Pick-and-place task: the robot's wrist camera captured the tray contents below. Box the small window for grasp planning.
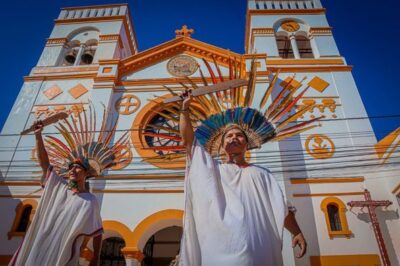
[327,204,341,231]
[16,206,32,232]
[321,197,352,239]
[8,199,37,239]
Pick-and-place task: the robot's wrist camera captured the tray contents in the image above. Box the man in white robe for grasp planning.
[178,91,307,266]
[10,121,103,266]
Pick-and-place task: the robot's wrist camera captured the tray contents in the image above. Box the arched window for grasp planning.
[79,39,98,65]
[61,41,80,66]
[8,199,38,239]
[327,204,341,231]
[321,197,352,239]
[100,237,126,265]
[16,205,32,232]
[296,35,314,58]
[276,35,294,59]
[59,27,99,66]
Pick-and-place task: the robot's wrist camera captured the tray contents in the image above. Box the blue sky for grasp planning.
[0,0,398,140]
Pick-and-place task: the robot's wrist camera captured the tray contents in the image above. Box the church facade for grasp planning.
[0,1,399,265]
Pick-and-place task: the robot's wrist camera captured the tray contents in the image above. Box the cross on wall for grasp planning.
[348,189,393,266]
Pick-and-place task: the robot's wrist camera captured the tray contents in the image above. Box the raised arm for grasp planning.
[33,121,50,185]
[284,210,307,258]
[179,90,194,157]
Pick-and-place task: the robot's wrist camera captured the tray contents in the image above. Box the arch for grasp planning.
[272,18,310,33]
[66,26,100,41]
[131,94,204,169]
[8,199,38,239]
[132,209,184,250]
[103,220,135,247]
[85,38,98,46]
[320,197,352,239]
[295,33,314,58]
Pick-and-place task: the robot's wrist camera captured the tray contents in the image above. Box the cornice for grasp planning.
[119,37,243,76]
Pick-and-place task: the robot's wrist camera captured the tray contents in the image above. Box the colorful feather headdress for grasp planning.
[157,57,323,156]
[44,106,130,177]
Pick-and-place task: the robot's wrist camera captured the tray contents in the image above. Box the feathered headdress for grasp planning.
[44,106,130,177]
[192,58,323,155]
[145,57,323,158]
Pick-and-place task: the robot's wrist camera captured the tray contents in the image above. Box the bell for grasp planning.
[64,50,77,64]
[81,49,94,64]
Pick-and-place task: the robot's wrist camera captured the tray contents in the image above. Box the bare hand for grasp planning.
[292,232,307,258]
[180,89,193,110]
[33,120,44,134]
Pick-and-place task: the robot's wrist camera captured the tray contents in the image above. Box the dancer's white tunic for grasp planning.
[180,142,287,266]
[10,166,103,266]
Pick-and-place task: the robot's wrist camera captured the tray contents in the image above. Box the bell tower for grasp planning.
[246,0,399,265]
[37,4,137,67]
[246,0,340,59]
[0,4,138,179]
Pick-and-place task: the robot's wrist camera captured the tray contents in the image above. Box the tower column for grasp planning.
[74,44,86,66]
[289,34,300,59]
[309,34,320,58]
[121,247,145,266]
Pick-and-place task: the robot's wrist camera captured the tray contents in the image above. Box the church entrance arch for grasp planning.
[141,226,182,266]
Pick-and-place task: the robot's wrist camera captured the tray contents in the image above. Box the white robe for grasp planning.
[180,142,287,266]
[10,167,103,266]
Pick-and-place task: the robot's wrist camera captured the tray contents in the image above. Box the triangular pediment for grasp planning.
[118,36,242,81]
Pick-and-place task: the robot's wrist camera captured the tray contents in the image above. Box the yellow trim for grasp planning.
[121,247,145,262]
[93,189,183,194]
[32,66,98,74]
[248,9,326,15]
[310,254,381,266]
[268,58,345,65]
[95,174,184,180]
[8,199,38,240]
[310,27,333,35]
[46,38,68,45]
[24,73,96,81]
[293,192,364,197]
[290,177,364,184]
[103,209,183,253]
[0,181,41,186]
[0,195,41,199]
[131,209,183,248]
[320,197,352,239]
[374,127,400,163]
[103,220,134,246]
[265,66,353,72]
[119,77,220,86]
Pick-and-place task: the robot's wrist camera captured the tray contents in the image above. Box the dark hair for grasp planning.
[221,125,249,144]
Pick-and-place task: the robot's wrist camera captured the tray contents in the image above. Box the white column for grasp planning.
[309,34,320,58]
[125,258,142,266]
[74,44,86,66]
[289,35,301,59]
[121,247,144,266]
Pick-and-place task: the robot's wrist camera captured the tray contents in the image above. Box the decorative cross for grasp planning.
[347,189,393,266]
[115,95,141,115]
[175,25,194,38]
